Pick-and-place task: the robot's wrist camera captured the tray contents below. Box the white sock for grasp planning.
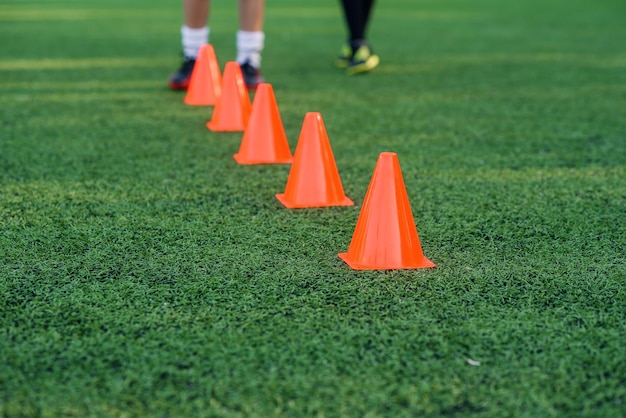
[181,25,209,59]
[236,30,264,68]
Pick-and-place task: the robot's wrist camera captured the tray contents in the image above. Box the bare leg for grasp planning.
[184,0,210,28]
[238,0,264,31]
[236,0,265,87]
[179,0,210,60]
[170,0,210,90]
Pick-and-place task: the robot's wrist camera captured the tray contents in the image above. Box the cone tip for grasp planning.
[254,83,274,97]
[224,61,243,74]
[302,112,324,129]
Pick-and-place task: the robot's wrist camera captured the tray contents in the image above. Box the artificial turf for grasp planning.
[1,0,625,416]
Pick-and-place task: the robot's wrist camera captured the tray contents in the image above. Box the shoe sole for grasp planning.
[346,54,380,76]
[244,77,264,91]
[168,79,190,91]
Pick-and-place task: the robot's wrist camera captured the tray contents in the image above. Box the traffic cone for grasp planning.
[276,112,353,208]
[206,61,251,132]
[233,83,293,164]
[338,152,435,270]
[184,44,222,106]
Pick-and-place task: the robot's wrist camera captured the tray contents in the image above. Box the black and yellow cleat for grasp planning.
[346,45,379,75]
[335,44,352,68]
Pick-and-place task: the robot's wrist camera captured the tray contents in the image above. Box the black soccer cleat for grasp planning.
[168,57,196,90]
[239,61,264,90]
[346,45,379,75]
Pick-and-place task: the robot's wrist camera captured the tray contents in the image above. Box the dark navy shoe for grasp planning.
[168,57,195,90]
[239,61,264,90]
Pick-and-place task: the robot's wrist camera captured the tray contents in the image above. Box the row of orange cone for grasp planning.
[183,44,435,270]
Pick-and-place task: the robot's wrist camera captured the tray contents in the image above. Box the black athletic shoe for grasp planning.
[335,43,352,68]
[346,45,379,75]
[239,61,264,90]
[169,57,196,90]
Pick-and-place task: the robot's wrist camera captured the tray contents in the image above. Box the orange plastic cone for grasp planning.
[338,152,435,270]
[206,61,251,132]
[276,112,353,208]
[184,44,222,106]
[233,83,293,164]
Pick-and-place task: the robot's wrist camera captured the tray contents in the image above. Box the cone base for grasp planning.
[338,252,436,270]
[233,154,293,165]
[184,99,214,107]
[207,121,245,132]
[276,193,354,209]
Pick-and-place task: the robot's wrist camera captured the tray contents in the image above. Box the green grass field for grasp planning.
[1,0,625,416]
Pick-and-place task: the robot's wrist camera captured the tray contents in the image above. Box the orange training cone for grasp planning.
[338,152,435,270]
[184,44,222,106]
[206,61,251,132]
[233,83,293,164]
[276,112,353,208]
